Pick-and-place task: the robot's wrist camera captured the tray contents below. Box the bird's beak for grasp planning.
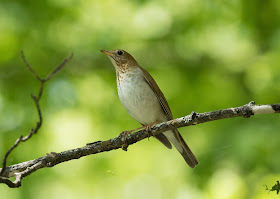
[100,50,114,57]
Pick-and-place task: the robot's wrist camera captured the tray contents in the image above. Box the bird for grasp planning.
[100,49,198,168]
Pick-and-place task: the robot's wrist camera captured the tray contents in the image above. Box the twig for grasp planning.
[0,101,279,188]
[44,53,73,81]
[20,51,42,81]
[0,51,73,177]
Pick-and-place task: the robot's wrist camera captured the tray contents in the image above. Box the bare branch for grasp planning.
[0,136,23,176]
[20,50,42,81]
[44,53,73,81]
[0,101,279,188]
[0,52,73,177]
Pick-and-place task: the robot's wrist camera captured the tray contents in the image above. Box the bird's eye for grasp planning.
[117,50,123,55]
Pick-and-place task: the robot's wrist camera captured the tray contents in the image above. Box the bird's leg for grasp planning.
[120,127,144,151]
[120,126,144,144]
[145,125,152,140]
[120,121,160,150]
[120,130,134,151]
[144,120,160,140]
[120,125,149,139]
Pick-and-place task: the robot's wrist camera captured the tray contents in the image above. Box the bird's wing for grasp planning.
[139,66,198,167]
[139,66,176,148]
[139,66,173,121]
[139,66,181,141]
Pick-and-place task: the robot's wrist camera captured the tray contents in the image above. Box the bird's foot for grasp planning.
[46,152,57,158]
[144,120,160,140]
[120,121,160,150]
[145,125,152,140]
[120,130,133,151]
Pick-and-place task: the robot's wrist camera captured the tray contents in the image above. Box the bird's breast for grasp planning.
[117,68,167,125]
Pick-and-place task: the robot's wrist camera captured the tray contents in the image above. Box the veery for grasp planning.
[100,49,198,168]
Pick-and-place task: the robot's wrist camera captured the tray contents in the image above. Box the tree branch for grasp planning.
[0,51,73,182]
[0,101,279,188]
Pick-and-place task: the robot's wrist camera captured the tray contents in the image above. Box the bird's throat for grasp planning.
[116,66,137,85]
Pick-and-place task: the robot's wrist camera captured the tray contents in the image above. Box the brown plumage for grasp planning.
[101,49,198,168]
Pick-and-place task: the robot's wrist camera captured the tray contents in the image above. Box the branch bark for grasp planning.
[0,101,279,188]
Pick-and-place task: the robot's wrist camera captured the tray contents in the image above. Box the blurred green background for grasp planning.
[1,0,280,198]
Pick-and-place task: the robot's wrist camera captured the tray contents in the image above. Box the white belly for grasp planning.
[117,68,167,125]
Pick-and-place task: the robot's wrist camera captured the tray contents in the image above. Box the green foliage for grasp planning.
[1,0,280,198]
[264,181,280,194]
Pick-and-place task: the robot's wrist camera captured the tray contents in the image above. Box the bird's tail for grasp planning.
[163,129,198,168]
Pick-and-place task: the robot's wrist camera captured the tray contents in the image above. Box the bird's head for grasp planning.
[100,49,138,72]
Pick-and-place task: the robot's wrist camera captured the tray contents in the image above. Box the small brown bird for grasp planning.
[100,49,198,168]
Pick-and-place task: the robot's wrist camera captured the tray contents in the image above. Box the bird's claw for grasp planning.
[145,120,160,140]
[145,125,152,140]
[46,152,57,158]
[120,131,132,151]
